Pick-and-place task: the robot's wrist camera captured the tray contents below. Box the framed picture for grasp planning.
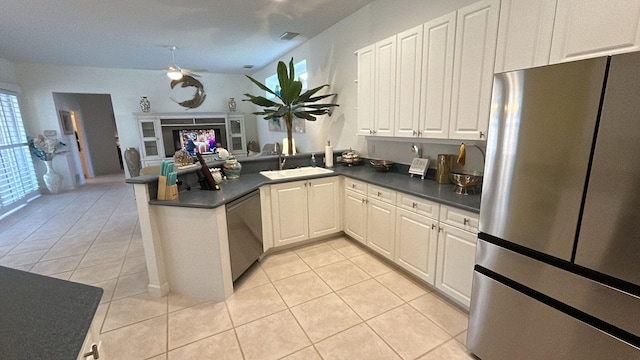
[59,111,73,135]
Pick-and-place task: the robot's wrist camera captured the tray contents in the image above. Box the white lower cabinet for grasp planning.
[271,180,309,246]
[344,188,367,244]
[395,208,438,285]
[435,206,479,308]
[308,177,342,238]
[269,177,341,248]
[367,197,396,260]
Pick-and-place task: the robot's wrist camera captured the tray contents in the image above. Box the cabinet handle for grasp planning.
[352,184,356,189]
[463,218,469,225]
[480,131,485,138]
[361,198,366,204]
[377,191,381,197]
[412,130,417,136]
[438,227,443,232]
[431,224,436,230]
[418,130,422,137]
[83,344,100,359]
[412,202,417,209]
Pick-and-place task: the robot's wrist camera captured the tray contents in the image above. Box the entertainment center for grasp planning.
[134,112,246,167]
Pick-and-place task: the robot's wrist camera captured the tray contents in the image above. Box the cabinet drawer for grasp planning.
[439,205,479,233]
[397,193,440,219]
[367,184,396,204]
[344,177,367,195]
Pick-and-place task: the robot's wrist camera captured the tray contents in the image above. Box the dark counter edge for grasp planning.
[126,154,481,214]
[0,266,104,360]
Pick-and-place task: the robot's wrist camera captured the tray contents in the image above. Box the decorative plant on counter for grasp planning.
[243,58,339,155]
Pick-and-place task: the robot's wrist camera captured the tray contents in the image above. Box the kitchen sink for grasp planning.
[259,166,334,180]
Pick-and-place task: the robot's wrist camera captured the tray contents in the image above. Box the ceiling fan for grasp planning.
[165,46,203,80]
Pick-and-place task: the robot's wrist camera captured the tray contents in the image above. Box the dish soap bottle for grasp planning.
[310,153,316,167]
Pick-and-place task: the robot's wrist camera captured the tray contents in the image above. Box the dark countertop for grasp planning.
[136,161,481,213]
[0,266,103,360]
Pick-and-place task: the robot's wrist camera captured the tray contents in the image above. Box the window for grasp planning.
[0,90,39,218]
[265,59,308,99]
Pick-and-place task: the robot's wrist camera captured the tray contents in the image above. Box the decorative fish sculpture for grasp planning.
[170,75,206,108]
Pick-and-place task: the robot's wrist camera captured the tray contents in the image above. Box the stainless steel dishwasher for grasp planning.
[226,190,263,281]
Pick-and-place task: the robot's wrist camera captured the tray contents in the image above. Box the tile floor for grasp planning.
[0,174,475,360]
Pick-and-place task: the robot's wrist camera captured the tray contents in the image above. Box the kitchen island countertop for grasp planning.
[131,164,481,213]
[0,266,103,360]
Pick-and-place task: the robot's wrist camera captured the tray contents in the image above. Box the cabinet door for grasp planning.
[357,45,376,135]
[344,189,367,244]
[449,0,500,140]
[367,198,396,260]
[550,0,640,63]
[271,181,309,246]
[419,12,456,139]
[374,35,397,136]
[436,223,477,309]
[494,0,557,73]
[226,114,246,154]
[394,25,423,137]
[395,209,438,285]
[308,177,341,238]
[137,117,164,159]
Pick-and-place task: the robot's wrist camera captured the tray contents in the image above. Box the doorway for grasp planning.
[53,93,123,187]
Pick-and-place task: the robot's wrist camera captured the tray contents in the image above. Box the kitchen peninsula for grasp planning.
[126,154,481,307]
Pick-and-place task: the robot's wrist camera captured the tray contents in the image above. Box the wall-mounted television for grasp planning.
[161,125,226,157]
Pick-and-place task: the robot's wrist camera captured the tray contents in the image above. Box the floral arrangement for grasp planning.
[28,134,68,161]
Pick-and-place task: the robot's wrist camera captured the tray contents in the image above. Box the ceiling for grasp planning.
[0,0,377,74]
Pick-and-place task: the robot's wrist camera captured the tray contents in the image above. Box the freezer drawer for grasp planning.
[467,271,640,359]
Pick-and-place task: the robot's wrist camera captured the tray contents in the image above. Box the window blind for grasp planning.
[0,91,39,218]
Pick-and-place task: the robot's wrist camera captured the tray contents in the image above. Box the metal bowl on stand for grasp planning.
[450,171,483,195]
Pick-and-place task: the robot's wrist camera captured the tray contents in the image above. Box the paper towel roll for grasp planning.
[325,145,334,168]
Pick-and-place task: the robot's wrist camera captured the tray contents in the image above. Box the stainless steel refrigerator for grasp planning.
[467,52,640,359]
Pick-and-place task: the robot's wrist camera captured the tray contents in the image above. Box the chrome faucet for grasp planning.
[278,153,286,170]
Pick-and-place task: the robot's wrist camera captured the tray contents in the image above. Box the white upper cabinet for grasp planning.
[394,25,424,137]
[356,44,375,136]
[374,35,397,137]
[550,0,640,63]
[449,0,500,140]
[419,12,456,139]
[494,0,557,73]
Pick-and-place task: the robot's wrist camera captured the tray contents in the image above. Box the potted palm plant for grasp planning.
[243,58,339,155]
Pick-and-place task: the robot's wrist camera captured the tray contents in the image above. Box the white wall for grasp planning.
[248,0,484,171]
[10,63,254,184]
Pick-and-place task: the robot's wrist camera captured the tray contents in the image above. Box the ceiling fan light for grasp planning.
[167,70,183,80]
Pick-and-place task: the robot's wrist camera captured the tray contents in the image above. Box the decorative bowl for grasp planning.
[369,159,394,172]
[450,171,483,195]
